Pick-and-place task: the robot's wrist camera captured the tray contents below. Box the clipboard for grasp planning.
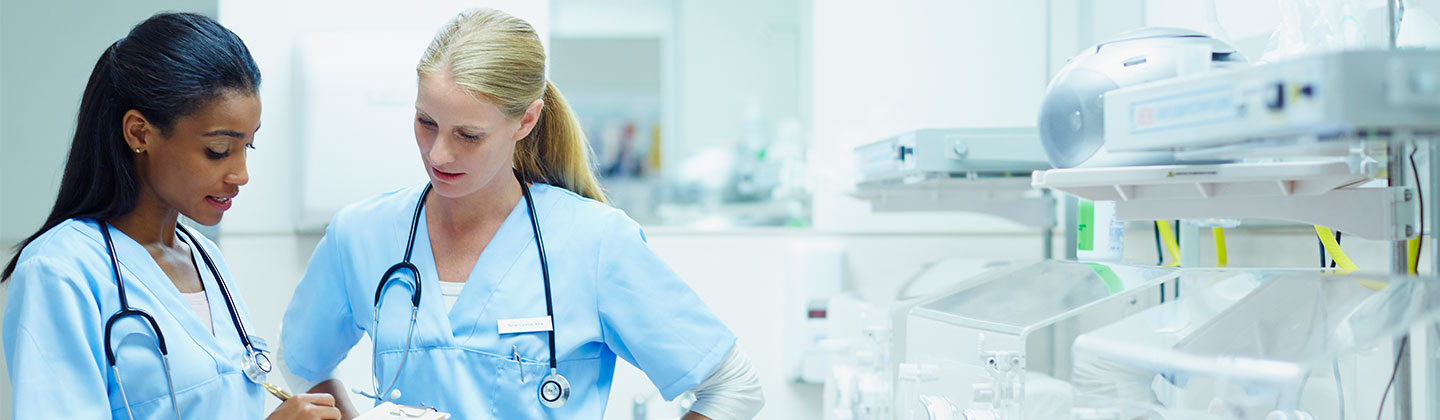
[354,402,451,420]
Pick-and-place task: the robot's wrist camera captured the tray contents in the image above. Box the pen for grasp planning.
[261,382,293,401]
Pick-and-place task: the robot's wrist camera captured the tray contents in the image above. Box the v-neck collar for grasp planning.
[406,184,556,345]
[178,230,243,347]
[100,222,234,367]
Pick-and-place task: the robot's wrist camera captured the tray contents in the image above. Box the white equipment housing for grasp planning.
[1104,50,1440,155]
[855,128,1049,183]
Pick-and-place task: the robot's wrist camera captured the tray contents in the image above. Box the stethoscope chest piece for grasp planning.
[539,371,570,408]
[240,350,272,384]
[377,173,572,410]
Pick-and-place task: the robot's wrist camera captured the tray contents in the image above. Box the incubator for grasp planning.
[823,259,1018,420]
[1071,271,1440,420]
[895,260,1175,420]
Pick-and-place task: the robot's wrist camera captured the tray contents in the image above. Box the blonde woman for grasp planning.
[277,8,762,420]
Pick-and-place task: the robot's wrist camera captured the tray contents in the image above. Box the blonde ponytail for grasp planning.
[417,8,607,203]
[516,81,607,203]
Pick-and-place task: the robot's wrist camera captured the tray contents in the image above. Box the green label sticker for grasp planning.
[1085,262,1124,294]
[1078,199,1095,251]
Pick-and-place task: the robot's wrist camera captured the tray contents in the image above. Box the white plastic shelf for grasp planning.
[850,175,1054,228]
[1031,161,1375,201]
[1032,161,1417,240]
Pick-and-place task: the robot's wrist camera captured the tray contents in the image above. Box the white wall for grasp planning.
[550,0,670,39]
[1047,0,1146,77]
[0,2,220,417]
[0,0,217,247]
[668,0,805,172]
[1143,0,1393,62]
[215,0,549,235]
[808,0,1052,233]
[551,38,663,102]
[1143,0,1283,60]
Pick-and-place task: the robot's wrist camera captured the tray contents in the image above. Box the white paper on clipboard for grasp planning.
[354,402,451,420]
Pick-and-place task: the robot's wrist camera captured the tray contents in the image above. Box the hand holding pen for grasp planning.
[263,383,341,420]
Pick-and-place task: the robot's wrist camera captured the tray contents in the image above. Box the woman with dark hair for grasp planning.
[2,13,338,420]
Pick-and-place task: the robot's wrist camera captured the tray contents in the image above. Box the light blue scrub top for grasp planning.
[3,219,266,419]
[281,183,735,419]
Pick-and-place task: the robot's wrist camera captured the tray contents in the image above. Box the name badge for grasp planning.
[498,316,553,334]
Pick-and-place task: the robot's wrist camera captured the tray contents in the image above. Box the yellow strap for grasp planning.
[1407,237,1421,275]
[1157,221,1182,267]
[1213,227,1228,268]
[1355,279,1389,291]
[1315,225,1359,273]
[1314,226,1389,291]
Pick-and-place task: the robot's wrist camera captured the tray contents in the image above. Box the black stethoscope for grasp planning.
[365,170,569,408]
[100,221,273,420]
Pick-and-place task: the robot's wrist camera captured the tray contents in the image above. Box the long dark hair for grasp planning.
[2,12,261,281]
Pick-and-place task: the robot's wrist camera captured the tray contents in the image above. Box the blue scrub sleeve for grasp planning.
[3,256,114,418]
[597,213,736,401]
[281,219,365,385]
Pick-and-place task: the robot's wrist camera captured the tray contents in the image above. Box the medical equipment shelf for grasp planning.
[850,175,1054,229]
[1031,160,1418,241]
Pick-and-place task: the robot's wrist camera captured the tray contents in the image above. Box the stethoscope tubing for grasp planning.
[372,170,567,406]
[518,171,559,372]
[100,220,267,420]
